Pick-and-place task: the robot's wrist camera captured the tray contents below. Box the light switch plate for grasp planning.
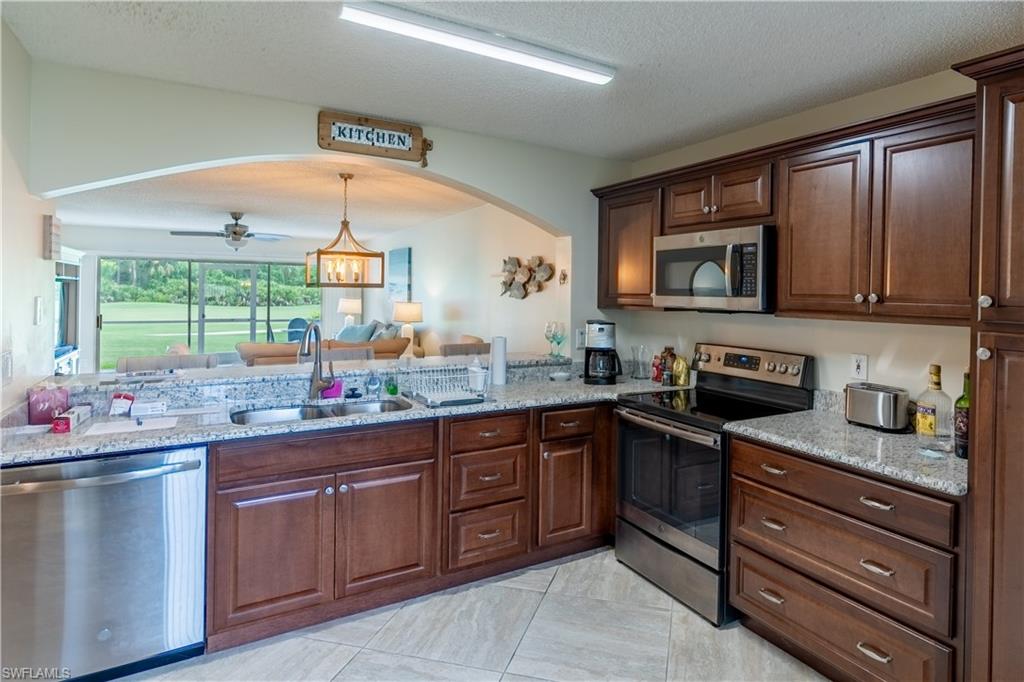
[1,350,13,387]
[575,328,586,350]
[33,296,43,326]
[850,354,869,381]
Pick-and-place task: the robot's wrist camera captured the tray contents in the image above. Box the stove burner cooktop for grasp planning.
[617,389,797,433]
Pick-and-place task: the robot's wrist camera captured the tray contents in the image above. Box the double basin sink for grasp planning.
[230,398,413,426]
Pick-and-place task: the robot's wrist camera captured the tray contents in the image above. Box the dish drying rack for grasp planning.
[401,366,488,408]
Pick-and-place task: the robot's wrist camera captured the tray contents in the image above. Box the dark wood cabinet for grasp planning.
[598,188,660,308]
[869,120,975,320]
[777,142,872,316]
[212,475,335,630]
[664,162,772,231]
[335,460,436,598]
[537,437,593,547]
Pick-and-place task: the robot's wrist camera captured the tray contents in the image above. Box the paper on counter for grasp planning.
[84,417,179,436]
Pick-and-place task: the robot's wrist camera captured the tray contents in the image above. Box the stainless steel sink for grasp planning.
[230,398,413,425]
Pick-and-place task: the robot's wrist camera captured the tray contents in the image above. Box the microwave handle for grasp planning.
[723,243,740,297]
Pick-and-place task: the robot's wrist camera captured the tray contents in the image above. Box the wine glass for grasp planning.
[544,321,557,356]
[551,323,567,358]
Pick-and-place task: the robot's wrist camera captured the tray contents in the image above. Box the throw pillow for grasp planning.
[371,323,401,341]
[335,322,377,343]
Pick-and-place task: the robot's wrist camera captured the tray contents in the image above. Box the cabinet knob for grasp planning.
[853,293,865,303]
[325,486,335,496]
[979,294,994,308]
[867,293,879,303]
[710,204,719,213]
[338,484,349,493]
[543,451,551,460]
[977,347,992,361]
[702,206,711,214]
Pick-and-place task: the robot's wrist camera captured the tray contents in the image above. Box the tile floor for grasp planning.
[131,548,825,682]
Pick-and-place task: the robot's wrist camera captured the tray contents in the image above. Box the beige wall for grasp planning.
[2,25,56,408]
[630,70,975,178]
[330,204,569,356]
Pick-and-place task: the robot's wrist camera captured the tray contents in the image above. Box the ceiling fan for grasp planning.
[169,212,290,250]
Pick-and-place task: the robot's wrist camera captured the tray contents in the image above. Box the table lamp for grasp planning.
[392,301,423,358]
[338,297,362,328]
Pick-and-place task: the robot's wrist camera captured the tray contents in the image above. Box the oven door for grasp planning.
[652,225,769,311]
[616,408,722,569]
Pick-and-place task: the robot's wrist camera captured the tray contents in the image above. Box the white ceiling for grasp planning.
[54,158,485,238]
[4,2,1022,160]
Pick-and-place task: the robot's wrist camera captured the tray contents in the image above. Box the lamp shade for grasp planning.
[392,301,423,323]
[337,297,363,315]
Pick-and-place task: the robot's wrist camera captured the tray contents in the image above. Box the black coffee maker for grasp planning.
[583,320,622,385]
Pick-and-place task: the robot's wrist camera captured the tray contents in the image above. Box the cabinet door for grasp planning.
[664,177,713,230]
[977,74,1024,323]
[213,475,334,630]
[968,332,1024,680]
[711,161,773,222]
[335,460,436,598]
[538,438,593,547]
[869,120,974,320]
[598,189,660,307]
[778,142,872,315]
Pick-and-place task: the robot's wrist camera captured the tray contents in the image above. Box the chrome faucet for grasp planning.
[298,322,335,401]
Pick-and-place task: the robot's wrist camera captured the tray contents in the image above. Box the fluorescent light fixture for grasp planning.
[340,2,615,85]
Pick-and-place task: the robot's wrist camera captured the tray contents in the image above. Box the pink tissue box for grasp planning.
[27,386,69,425]
[321,379,343,399]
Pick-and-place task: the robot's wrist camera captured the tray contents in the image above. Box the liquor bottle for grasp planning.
[661,347,676,386]
[954,371,970,459]
[916,364,953,452]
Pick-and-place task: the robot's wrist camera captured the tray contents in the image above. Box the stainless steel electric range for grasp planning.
[615,343,814,625]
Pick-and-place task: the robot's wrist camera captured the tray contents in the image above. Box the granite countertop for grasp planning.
[724,410,968,497]
[1,377,672,467]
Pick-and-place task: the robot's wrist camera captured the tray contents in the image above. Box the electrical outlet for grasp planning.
[1,350,13,387]
[33,296,43,326]
[575,328,586,350]
[850,354,869,381]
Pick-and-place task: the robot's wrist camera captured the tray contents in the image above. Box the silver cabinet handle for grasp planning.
[867,293,879,303]
[702,206,711,214]
[543,451,551,460]
[325,486,335,496]
[477,530,502,540]
[760,517,787,532]
[856,641,893,664]
[979,294,994,308]
[338,484,349,493]
[559,420,581,428]
[478,473,503,482]
[977,347,992,361]
[854,293,865,303]
[711,204,719,213]
[479,430,501,438]
[859,496,894,511]
[758,588,785,605]
[859,559,896,577]
[760,463,788,477]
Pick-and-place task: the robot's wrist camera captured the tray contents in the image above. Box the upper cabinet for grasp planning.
[598,188,660,308]
[664,161,772,231]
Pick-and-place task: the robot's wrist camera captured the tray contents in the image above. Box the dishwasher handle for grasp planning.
[0,459,202,496]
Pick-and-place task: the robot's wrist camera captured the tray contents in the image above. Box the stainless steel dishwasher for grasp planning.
[1,446,207,679]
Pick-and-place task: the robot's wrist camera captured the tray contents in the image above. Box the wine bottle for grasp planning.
[916,364,953,452]
[954,372,970,459]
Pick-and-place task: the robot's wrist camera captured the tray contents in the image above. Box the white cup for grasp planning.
[468,367,488,392]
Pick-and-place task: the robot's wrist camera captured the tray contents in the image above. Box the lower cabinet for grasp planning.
[212,474,336,631]
[538,437,594,547]
[335,460,436,598]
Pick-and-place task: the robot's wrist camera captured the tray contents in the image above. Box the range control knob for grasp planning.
[789,365,801,376]
[777,363,789,374]
[765,362,777,372]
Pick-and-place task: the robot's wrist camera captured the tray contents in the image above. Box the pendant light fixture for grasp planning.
[306,173,385,288]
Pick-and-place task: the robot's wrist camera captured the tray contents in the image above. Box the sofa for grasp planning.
[235,338,410,366]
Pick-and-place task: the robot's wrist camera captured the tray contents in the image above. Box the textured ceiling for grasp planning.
[54,159,485,238]
[4,2,1022,160]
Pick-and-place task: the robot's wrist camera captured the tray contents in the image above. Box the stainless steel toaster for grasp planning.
[845,382,911,431]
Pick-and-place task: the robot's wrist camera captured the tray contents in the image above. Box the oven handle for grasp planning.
[615,408,720,448]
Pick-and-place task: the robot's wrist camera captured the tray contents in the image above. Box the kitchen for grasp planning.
[1,2,1022,682]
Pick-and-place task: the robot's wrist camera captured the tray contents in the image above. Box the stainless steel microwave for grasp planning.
[652,224,773,312]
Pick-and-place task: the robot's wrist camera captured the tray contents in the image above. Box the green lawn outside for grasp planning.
[99,302,320,370]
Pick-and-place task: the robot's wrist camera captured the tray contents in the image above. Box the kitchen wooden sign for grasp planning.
[318,110,433,166]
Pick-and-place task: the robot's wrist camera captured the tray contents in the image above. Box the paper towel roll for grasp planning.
[490,336,507,385]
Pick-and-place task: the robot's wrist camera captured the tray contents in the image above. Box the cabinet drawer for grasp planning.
[731,439,956,548]
[448,499,528,570]
[449,413,529,454]
[731,544,952,682]
[541,407,596,440]
[450,445,528,511]
[732,478,954,637]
